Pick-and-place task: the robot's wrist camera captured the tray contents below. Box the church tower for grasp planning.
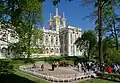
[54,8,61,31]
[49,13,53,29]
[62,12,66,28]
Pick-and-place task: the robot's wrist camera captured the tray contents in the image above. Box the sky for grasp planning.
[43,0,95,31]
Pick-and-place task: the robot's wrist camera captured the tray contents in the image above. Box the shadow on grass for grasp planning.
[100,78,120,83]
[0,74,35,83]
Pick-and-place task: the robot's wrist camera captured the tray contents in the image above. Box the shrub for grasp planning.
[24,58,35,64]
[0,60,14,74]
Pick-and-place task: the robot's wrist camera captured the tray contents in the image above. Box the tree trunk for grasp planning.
[27,13,32,58]
[98,0,103,64]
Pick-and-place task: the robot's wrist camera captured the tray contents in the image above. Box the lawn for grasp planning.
[1,57,118,83]
[78,79,119,83]
[0,59,49,83]
[0,57,80,83]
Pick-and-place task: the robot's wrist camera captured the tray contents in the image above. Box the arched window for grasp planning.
[56,36,58,45]
[51,36,54,45]
[51,48,53,53]
[45,35,49,45]
[46,48,49,54]
[56,48,59,53]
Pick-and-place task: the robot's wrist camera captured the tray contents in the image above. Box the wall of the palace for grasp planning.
[0,25,82,58]
[42,29,61,56]
[59,26,82,56]
[42,26,83,57]
[67,27,82,56]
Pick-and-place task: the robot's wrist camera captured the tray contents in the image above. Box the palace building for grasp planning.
[0,8,82,58]
[33,8,82,57]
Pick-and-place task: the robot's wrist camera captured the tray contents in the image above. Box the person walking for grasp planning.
[114,64,119,73]
[77,62,81,71]
[41,64,44,71]
[52,63,55,71]
[107,65,112,73]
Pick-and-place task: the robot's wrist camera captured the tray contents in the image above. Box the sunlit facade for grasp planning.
[32,8,82,57]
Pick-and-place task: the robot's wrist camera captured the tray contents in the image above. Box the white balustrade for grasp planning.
[19,65,96,82]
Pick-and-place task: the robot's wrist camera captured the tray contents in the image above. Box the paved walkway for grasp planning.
[32,61,84,76]
[20,61,96,83]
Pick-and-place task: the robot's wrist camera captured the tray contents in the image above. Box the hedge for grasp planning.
[97,72,120,82]
[0,60,14,74]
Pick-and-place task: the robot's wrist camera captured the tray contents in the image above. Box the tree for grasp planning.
[0,0,43,58]
[75,30,97,61]
[103,13,120,50]
[87,0,120,64]
[105,48,120,65]
[22,0,43,58]
[31,28,44,54]
[95,0,103,64]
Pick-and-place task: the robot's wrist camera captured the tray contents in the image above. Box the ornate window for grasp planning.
[51,48,53,52]
[45,35,49,45]
[46,48,49,54]
[56,36,58,45]
[51,36,54,45]
[56,48,59,53]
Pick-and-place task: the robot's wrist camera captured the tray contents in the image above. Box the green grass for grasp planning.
[13,60,49,83]
[7,57,80,83]
[78,79,119,83]
[14,70,49,83]
[0,59,49,83]
[1,57,116,83]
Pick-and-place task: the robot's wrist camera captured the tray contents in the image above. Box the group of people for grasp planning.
[76,61,120,74]
[33,63,44,71]
[103,64,119,73]
[33,61,120,74]
[76,62,98,73]
[40,62,57,71]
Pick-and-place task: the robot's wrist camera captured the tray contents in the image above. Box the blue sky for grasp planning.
[43,0,95,31]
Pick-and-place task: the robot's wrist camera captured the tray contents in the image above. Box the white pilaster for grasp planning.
[68,30,71,56]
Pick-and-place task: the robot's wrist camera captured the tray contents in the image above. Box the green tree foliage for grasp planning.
[0,0,44,58]
[105,49,120,65]
[31,28,44,54]
[75,30,97,61]
[84,0,120,64]
[21,0,43,58]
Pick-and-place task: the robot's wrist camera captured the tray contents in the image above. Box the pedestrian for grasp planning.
[107,65,112,73]
[114,64,119,73]
[116,64,119,72]
[41,64,44,71]
[77,62,81,71]
[52,63,54,71]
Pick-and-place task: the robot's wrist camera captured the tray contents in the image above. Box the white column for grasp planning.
[63,34,64,55]
[73,45,76,56]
